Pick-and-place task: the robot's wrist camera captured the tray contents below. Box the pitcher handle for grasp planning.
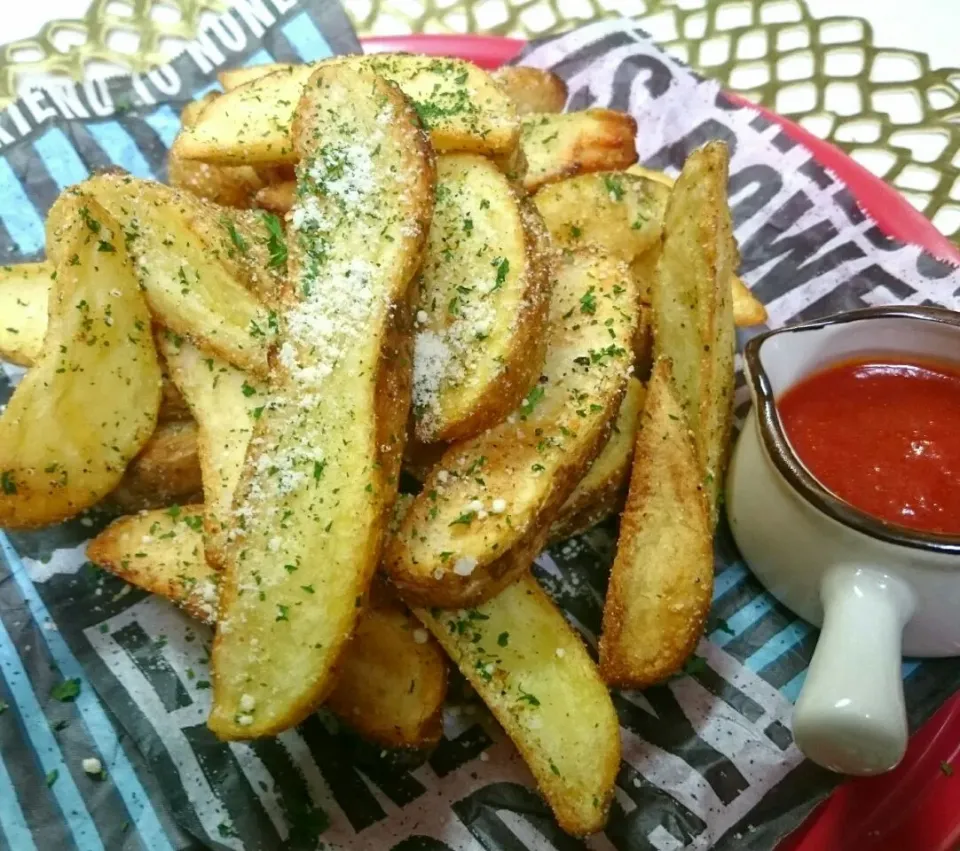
[793,565,915,775]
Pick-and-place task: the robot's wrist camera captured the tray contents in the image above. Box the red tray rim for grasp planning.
[360,32,960,851]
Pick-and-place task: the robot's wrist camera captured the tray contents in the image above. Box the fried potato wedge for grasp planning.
[0,199,161,528]
[210,66,434,739]
[253,181,295,215]
[521,110,638,193]
[158,336,263,568]
[168,94,267,208]
[548,375,645,543]
[110,420,203,512]
[0,261,50,366]
[491,66,568,115]
[175,55,518,166]
[412,154,551,443]
[386,248,639,608]
[655,141,737,522]
[46,175,273,375]
[415,574,619,835]
[534,172,668,264]
[87,510,448,748]
[626,163,767,327]
[0,270,189,423]
[599,359,713,686]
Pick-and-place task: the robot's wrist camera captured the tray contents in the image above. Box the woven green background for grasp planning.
[1,0,957,245]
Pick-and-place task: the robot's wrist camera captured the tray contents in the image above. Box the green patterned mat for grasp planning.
[2,0,956,244]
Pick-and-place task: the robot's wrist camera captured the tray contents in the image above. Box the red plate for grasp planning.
[361,33,960,850]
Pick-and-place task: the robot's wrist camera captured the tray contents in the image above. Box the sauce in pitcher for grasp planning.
[777,357,960,535]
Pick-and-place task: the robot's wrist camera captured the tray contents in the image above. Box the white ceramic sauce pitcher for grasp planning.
[726,306,960,776]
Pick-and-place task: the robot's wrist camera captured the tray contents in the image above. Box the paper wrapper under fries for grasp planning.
[1,4,960,850]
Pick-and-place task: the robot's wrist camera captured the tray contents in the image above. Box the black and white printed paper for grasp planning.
[1,11,959,851]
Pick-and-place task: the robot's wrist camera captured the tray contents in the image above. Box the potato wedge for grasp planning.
[46,176,273,375]
[412,154,551,443]
[87,510,448,749]
[521,110,638,194]
[158,337,263,568]
[415,574,619,835]
[548,375,645,543]
[599,359,713,686]
[168,94,267,208]
[654,141,737,522]
[253,181,295,215]
[175,55,518,166]
[110,420,203,512]
[0,199,161,528]
[0,261,50,366]
[534,171,668,265]
[210,66,434,739]
[626,163,767,327]
[386,248,639,608]
[491,66,568,115]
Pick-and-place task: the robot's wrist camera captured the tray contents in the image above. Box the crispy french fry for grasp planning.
[626,163,767,327]
[0,261,50,366]
[599,143,736,687]
[175,55,519,166]
[598,360,712,686]
[158,337,263,568]
[0,199,161,528]
[412,153,551,443]
[254,181,295,215]
[521,110,638,193]
[548,376,646,543]
[46,176,273,376]
[210,65,434,739]
[534,172,668,264]
[386,248,639,608]
[654,141,737,522]
[87,509,448,749]
[110,420,203,512]
[415,574,619,835]
[168,94,267,208]
[491,66,568,114]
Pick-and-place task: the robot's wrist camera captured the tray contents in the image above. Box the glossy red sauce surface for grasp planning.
[777,357,960,535]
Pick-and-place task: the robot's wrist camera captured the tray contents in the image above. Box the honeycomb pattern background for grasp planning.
[1,0,957,245]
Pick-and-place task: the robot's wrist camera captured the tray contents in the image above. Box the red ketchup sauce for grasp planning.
[777,357,960,535]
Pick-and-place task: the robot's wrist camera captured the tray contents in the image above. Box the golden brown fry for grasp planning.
[158,337,263,569]
[175,55,519,166]
[491,66,568,114]
[416,574,619,835]
[598,359,713,686]
[0,199,161,528]
[548,376,645,543]
[626,163,767,327]
[521,110,638,193]
[412,154,551,443]
[0,261,50,366]
[46,176,273,376]
[385,248,639,608]
[253,181,295,215]
[210,65,434,739]
[110,420,203,512]
[534,172,669,264]
[87,510,448,749]
[654,141,737,522]
[168,94,267,208]
[599,143,737,687]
